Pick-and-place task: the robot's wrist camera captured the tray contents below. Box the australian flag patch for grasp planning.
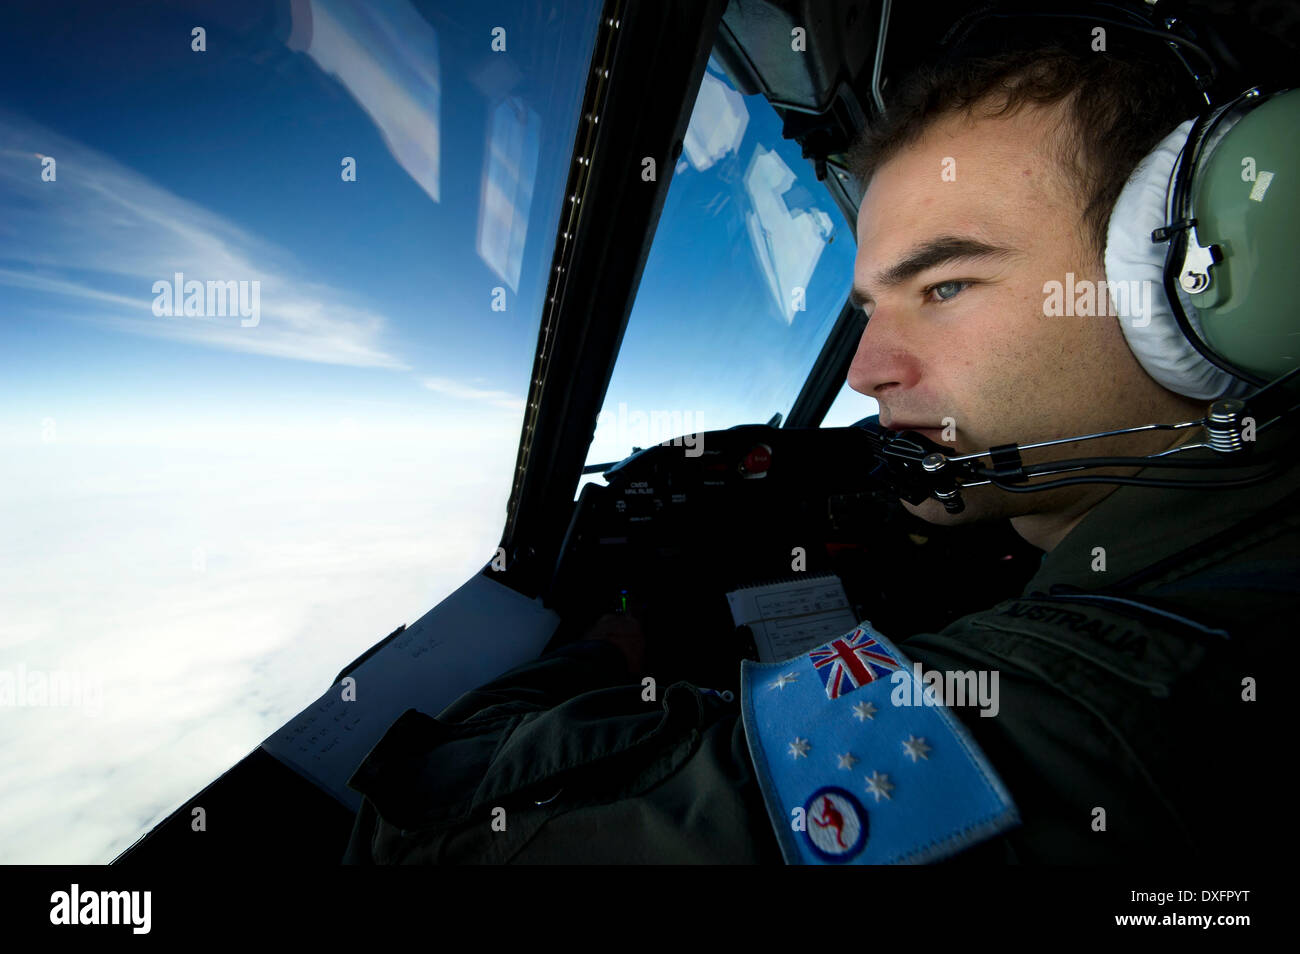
[809,627,899,700]
[740,621,1019,864]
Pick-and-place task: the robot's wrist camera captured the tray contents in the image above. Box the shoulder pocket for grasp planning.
[966,593,1226,698]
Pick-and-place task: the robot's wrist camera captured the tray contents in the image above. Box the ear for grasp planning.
[1104,119,1252,400]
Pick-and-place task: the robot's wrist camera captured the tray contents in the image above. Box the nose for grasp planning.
[846,307,923,401]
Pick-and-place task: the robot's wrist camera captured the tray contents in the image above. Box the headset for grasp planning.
[861,0,1300,514]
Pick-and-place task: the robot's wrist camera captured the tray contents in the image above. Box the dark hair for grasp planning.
[847,46,1193,261]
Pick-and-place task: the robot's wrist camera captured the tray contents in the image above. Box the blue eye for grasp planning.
[928,280,968,302]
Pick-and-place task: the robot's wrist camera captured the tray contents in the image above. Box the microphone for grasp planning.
[866,368,1300,510]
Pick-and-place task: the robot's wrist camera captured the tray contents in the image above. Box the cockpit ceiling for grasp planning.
[713,0,1300,216]
[717,0,1300,116]
[713,0,975,114]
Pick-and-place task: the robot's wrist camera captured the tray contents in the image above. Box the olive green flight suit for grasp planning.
[342,424,1297,863]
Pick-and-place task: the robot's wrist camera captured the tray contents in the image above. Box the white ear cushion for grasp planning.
[1104,119,1252,400]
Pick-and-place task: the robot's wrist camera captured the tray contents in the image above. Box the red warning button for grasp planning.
[740,443,772,477]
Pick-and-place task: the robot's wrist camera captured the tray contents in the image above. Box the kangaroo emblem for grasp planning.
[813,795,849,848]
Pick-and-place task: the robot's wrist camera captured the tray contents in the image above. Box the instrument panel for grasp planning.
[544,426,1041,686]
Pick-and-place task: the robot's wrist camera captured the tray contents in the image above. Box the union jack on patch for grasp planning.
[809,628,900,700]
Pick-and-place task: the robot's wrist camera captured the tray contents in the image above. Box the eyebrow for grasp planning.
[848,236,1021,309]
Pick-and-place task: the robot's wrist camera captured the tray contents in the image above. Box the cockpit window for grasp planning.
[584,56,858,468]
[822,378,880,428]
[0,0,600,862]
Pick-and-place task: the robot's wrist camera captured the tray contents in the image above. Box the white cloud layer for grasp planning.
[0,411,520,863]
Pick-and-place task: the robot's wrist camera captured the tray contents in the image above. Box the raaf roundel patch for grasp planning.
[803,787,868,862]
[740,620,1020,865]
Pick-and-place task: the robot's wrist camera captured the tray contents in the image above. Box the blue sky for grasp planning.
[0,0,596,419]
[0,0,875,863]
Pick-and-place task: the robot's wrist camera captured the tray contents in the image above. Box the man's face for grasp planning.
[848,101,1202,544]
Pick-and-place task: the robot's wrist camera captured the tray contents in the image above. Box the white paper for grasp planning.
[260,572,559,812]
[726,573,858,663]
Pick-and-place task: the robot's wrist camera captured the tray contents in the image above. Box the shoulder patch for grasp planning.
[740,623,1019,864]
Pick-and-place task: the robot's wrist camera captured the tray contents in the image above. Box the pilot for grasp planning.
[342,35,1296,864]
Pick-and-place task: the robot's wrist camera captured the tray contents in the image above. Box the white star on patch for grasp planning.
[902,736,931,762]
[864,770,894,802]
[852,701,877,722]
[837,752,858,770]
[769,672,799,690]
[789,738,811,759]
